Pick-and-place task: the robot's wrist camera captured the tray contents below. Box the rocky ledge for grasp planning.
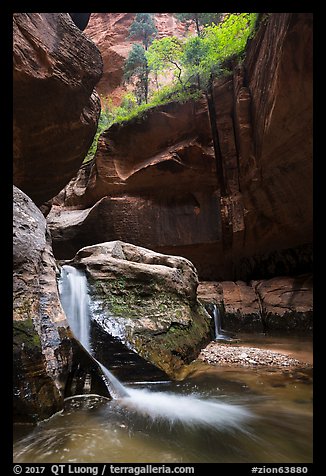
[199,342,311,369]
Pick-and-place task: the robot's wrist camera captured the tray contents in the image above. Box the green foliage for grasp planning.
[148,13,257,92]
[110,85,201,124]
[123,43,149,104]
[124,43,147,82]
[147,37,184,86]
[149,83,202,105]
[182,36,209,87]
[182,13,258,89]
[83,13,259,163]
[83,102,112,164]
[203,13,258,66]
[124,14,157,104]
[174,13,222,36]
[120,92,138,111]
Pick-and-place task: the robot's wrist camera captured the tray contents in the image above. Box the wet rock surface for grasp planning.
[13,185,71,422]
[13,186,110,423]
[198,274,312,334]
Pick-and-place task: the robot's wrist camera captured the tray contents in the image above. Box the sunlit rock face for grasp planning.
[13,13,103,205]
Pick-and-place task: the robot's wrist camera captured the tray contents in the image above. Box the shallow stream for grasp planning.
[13,335,312,464]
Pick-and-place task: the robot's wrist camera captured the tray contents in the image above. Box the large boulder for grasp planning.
[13,186,109,423]
[13,13,103,205]
[68,241,212,378]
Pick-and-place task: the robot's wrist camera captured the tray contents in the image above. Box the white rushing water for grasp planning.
[59,265,253,430]
[59,265,129,398]
[59,265,91,349]
[121,388,252,429]
[212,304,234,342]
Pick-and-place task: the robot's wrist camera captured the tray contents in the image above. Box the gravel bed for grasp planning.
[198,342,310,368]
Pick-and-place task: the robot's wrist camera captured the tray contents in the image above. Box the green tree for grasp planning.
[124,43,149,104]
[128,13,157,50]
[202,13,257,71]
[182,35,209,89]
[124,14,157,104]
[179,13,258,89]
[147,37,185,88]
[175,13,222,36]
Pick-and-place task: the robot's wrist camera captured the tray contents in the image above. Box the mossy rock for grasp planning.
[71,241,212,379]
[88,276,211,378]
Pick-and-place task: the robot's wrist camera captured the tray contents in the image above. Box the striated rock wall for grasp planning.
[13,186,110,423]
[12,13,109,423]
[13,13,103,205]
[235,13,313,276]
[13,185,70,422]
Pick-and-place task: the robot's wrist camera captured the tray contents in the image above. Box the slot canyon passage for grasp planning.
[13,13,313,464]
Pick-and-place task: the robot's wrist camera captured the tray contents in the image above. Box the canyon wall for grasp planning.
[13,13,108,422]
[13,13,103,205]
[48,13,313,282]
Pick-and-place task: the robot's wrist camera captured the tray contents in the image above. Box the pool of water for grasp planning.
[13,347,312,464]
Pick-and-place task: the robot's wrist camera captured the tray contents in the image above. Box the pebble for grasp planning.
[198,342,310,368]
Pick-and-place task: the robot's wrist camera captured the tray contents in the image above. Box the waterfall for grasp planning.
[59,265,91,349]
[212,304,234,342]
[96,361,129,399]
[59,265,129,398]
[58,265,252,429]
[213,304,221,337]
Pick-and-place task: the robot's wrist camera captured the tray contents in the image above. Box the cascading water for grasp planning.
[58,265,252,429]
[212,304,234,342]
[59,265,128,398]
[59,265,91,349]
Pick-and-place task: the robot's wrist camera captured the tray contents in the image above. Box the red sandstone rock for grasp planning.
[253,275,313,332]
[13,13,103,205]
[238,13,313,268]
[68,240,211,378]
[49,13,312,282]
